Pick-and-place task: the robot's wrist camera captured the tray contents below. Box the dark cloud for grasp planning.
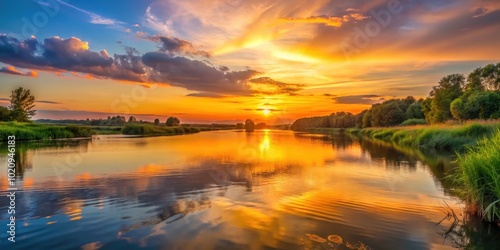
[186,92,226,98]
[0,35,146,82]
[0,34,293,97]
[36,100,62,104]
[323,93,337,97]
[144,52,259,95]
[0,65,37,77]
[147,35,211,58]
[249,77,304,95]
[332,94,382,104]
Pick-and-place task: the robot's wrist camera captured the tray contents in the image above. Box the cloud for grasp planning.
[278,13,368,27]
[54,0,125,28]
[144,51,259,95]
[36,100,62,104]
[0,34,292,97]
[332,94,383,105]
[0,65,37,77]
[249,77,304,95]
[0,35,148,82]
[186,92,226,98]
[147,35,211,58]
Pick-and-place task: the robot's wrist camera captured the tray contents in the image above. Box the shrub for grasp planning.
[400,119,427,126]
[455,129,500,222]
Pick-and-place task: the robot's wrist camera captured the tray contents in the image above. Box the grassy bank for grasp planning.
[0,122,94,141]
[121,124,201,136]
[349,122,500,152]
[454,130,500,223]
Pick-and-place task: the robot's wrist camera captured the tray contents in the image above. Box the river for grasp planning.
[0,130,499,249]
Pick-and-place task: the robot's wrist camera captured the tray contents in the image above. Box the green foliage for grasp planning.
[455,129,500,222]
[0,106,10,121]
[362,96,418,128]
[0,122,94,141]
[466,63,500,92]
[425,74,465,124]
[400,119,427,126]
[450,98,465,121]
[88,116,126,126]
[290,112,359,131]
[405,101,424,119]
[154,119,160,125]
[356,123,500,152]
[122,124,200,135]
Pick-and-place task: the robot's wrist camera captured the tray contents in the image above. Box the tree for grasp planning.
[362,110,372,128]
[9,87,36,122]
[128,116,137,123]
[426,74,465,123]
[0,106,10,121]
[236,123,244,129]
[450,98,465,121]
[154,118,160,125]
[405,101,424,119]
[245,119,255,132]
[166,116,180,126]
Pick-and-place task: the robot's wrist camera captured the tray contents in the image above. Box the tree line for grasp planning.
[291,62,500,130]
[1,87,182,127]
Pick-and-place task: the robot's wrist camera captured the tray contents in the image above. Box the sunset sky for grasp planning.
[1,0,499,123]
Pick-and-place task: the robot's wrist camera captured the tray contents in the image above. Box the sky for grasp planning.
[0,0,499,124]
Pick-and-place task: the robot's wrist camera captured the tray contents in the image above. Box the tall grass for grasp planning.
[0,122,93,141]
[355,123,500,152]
[122,124,200,135]
[454,129,500,223]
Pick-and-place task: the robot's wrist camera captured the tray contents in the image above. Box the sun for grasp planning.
[263,109,271,116]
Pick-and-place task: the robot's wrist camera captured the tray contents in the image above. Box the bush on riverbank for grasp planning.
[355,122,500,152]
[455,129,500,223]
[121,124,200,135]
[0,122,93,141]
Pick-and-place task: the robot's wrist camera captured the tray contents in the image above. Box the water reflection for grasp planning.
[0,131,498,250]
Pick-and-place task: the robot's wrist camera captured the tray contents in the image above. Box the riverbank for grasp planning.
[454,130,500,224]
[0,122,240,141]
[345,122,500,153]
[0,122,96,141]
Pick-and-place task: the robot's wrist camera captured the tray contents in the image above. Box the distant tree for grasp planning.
[0,106,10,121]
[362,110,372,128]
[255,122,267,129]
[355,110,367,128]
[128,116,137,123]
[9,87,36,122]
[236,123,244,129]
[245,119,255,132]
[166,116,180,126]
[154,118,160,125]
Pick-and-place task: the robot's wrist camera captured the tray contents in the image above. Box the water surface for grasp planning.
[1,130,499,249]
